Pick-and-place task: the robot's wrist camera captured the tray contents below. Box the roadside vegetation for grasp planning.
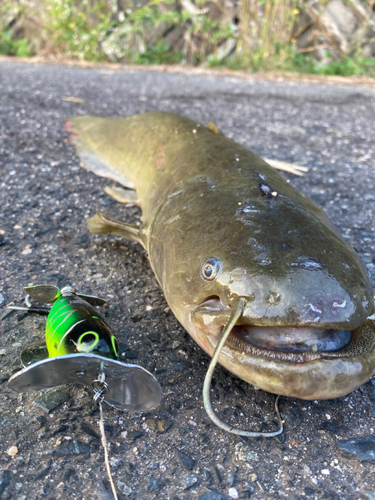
[1,0,375,76]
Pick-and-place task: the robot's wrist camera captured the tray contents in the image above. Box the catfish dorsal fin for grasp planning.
[208,122,222,135]
[87,212,146,249]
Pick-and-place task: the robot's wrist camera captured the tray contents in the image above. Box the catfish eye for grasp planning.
[201,258,221,281]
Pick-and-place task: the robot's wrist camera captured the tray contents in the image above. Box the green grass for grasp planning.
[287,52,375,77]
[0,30,33,57]
[1,0,375,78]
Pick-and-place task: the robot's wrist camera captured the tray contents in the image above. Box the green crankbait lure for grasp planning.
[8,285,162,411]
[34,285,117,359]
[8,285,162,500]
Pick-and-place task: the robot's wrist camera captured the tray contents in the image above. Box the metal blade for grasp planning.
[8,353,162,413]
[20,340,49,367]
[79,295,108,308]
[24,285,61,304]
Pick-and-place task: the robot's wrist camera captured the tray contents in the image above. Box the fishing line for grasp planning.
[203,298,283,437]
[93,370,119,500]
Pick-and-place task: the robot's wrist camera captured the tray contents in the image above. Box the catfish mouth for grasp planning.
[193,297,374,363]
[227,325,353,363]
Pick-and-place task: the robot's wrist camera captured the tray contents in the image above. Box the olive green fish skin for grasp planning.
[70,112,375,400]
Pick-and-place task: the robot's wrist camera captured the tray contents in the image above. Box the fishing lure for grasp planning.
[8,285,162,499]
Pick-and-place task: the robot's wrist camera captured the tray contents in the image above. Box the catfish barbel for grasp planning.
[67,111,375,407]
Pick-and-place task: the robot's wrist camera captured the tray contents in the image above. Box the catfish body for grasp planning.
[69,112,375,400]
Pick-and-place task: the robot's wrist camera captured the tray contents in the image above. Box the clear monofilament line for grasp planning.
[98,400,118,500]
[202,298,283,437]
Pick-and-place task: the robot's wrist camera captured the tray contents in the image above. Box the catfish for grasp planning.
[68,111,375,401]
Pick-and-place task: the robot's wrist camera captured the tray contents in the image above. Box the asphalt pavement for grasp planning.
[0,60,375,500]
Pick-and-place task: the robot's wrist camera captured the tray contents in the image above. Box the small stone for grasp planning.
[101,198,115,206]
[33,415,47,427]
[234,442,259,463]
[205,470,213,486]
[157,419,173,433]
[214,466,222,484]
[117,481,133,496]
[145,477,165,492]
[168,353,180,363]
[176,449,195,470]
[131,313,143,323]
[173,362,187,372]
[321,469,330,475]
[228,488,239,499]
[7,446,18,456]
[227,473,235,486]
[52,425,69,436]
[147,332,160,342]
[197,491,228,500]
[63,469,76,482]
[337,435,375,463]
[240,489,255,498]
[320,421,339,432]
[34,390,69,412]
[168,373,182,384]
[147,462,159,470]
[95,480,114,500]
[181,474,198,490]
[125,350,138,359]
[0,293,4,306]
[35,467,51,480]
[0,349,7,356]
[55,439,91,455]
[78,422,100,439]
[0,470,11,495]
[145,418,157,431]
[369,389,375,401]
[274,431,286,443]
[304,488,316,496]
[128,431,143,442]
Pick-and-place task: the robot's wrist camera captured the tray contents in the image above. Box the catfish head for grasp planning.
[150,163,375,400]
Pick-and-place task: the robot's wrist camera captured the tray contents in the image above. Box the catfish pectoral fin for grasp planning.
[87,212,146,249]
[104,186,140,206]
